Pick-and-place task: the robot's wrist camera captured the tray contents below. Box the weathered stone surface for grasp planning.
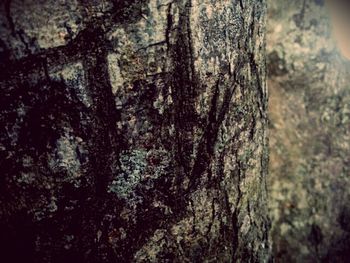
[268,1,350,262]
[0,1,270,262]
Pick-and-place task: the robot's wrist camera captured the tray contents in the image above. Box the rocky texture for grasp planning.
[0,0,270,262]
[268,0,350,262]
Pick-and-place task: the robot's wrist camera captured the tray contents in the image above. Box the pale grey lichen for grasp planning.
[108,149,148,201]
[108,148,171,203]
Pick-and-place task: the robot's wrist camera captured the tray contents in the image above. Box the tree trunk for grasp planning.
[268,1,350,262]
[0,0,270,262]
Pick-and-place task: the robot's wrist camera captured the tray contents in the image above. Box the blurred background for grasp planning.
[268,0,350,262]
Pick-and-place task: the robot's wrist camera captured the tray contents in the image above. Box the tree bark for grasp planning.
[268,1,350,262]
[0,0,270,262]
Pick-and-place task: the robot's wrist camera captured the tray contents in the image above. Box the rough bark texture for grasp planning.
[268,1,350,262]
[0,1,269,262]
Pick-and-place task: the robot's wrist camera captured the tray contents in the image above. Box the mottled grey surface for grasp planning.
[268,0,350,262]
[0,0,270,262]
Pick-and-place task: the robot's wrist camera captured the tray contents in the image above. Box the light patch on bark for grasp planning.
[107,52,124,95]
[10,0,83,49]
[48,128,84,181]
